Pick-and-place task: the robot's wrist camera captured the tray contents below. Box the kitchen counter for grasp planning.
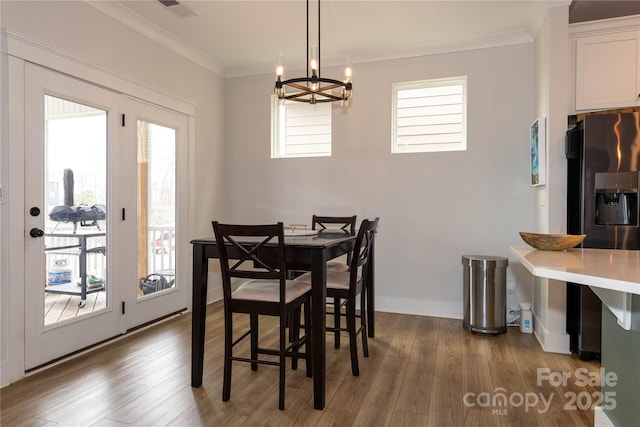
[511,246,639,330]
[510,246,640,295]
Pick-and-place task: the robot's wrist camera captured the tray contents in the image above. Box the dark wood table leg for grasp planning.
[191,243,208,387]
[367,238,375,338]
[311,250,327,410]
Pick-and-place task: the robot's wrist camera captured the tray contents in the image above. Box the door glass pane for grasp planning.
[43,95,107,325]
[137,121,176,298]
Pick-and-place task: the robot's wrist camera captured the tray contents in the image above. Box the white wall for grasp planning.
[0,0,225,385]
[223,44,536,318]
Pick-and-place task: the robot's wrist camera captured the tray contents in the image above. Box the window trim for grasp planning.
[271,95,332,159]
[391,76,467,154]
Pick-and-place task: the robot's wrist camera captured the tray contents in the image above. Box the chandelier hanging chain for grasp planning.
[315,0,319,80]
[274,0,352,104]
[308,0,311,78]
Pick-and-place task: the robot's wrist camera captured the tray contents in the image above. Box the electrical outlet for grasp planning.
[506,289,518,325]
[506,289,517,307]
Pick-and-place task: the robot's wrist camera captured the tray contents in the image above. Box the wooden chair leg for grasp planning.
[291,307,301,370]
[347,300,359,377]
[223,310,233,401]
[304,298,312,378]
[279,315,286,410]
[360,289,369,357]
[250,314,259,371]
[333,297,341,349]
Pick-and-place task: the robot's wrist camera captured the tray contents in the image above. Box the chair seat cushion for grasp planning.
[326,260,349,272]
[233,279,311,303]
[294,270,361,291]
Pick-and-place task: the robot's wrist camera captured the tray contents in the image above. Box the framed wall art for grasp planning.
[530,117,546,186]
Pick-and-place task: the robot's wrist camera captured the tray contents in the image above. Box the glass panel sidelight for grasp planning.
[136,120,176,298]
[43,95,108,325]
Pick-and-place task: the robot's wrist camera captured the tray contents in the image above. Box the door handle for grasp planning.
[30,228,45,238]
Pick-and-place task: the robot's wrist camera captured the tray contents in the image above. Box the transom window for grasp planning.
[271,95,331,158]
[392,76,467,154]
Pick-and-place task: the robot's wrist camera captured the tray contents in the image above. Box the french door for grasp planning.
[24,63,188,370]
[121,97,189,328]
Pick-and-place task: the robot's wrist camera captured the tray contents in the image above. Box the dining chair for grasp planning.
[285,216,356,282]
[312,215,357,273]
[212,221,312,410]
[310,215,358,347]
[296,218,378,376]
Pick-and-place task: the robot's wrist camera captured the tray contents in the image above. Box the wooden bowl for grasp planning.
[519,232,586,251]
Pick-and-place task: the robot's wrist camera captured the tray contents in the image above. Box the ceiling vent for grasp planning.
[157,0,197,18]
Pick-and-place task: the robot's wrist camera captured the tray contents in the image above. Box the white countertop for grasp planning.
[510,246,640,295]
[511,246,640,329]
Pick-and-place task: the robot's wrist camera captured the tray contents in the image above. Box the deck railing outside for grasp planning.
[45,225,175,289]
[147,226,175,275]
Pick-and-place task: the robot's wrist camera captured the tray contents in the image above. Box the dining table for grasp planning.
[190,229,376,410]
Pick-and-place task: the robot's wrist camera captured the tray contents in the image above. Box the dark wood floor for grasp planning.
[1,300,600,426]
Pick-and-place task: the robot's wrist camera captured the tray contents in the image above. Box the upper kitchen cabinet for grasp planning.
[570,16,640,112]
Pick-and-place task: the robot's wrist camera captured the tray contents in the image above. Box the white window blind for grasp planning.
[392,76,467,153]
[271,96,331,158]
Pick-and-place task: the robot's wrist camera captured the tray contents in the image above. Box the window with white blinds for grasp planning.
[271,96,331,158]
[392,76,467,154]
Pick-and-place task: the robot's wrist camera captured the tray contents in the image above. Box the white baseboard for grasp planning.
[532,312,571,354]
[0,361,11,388]
[206,293,463,320]
[375,296,463,319]
[207,288,223,304]
[533,329,571,354]
[594,407,615,427]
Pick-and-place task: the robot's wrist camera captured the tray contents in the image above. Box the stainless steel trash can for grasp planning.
[462,255,508,335]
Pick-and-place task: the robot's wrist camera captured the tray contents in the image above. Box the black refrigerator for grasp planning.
[565,111,640,360]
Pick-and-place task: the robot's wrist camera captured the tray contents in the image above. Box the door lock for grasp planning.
[29,228,44,238]
[30,207,41,216]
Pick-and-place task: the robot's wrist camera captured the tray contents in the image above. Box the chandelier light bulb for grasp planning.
[310,45,318,76]
[344,66,352,83]
[276,53,284,80]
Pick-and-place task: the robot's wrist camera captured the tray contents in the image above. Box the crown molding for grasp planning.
[225,29,534,78]
[84,0,223,76]
[569,14,640,38]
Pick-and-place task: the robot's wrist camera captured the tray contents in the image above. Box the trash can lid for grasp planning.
[462,255,509,268]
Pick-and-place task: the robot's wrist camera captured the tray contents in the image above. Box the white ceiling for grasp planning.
[85,0,638,78]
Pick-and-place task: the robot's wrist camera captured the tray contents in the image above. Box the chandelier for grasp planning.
[274,0,352,104]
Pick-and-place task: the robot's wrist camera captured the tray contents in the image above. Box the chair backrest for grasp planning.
[212,222,286,302]
[312,215,357,234]
[348,218,379,284]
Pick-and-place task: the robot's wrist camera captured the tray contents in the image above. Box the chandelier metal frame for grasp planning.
[274,0,352,104]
